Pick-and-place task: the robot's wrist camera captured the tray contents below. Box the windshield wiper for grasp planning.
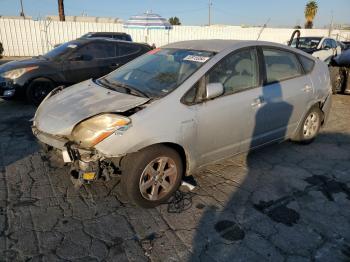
[98,78,149,98]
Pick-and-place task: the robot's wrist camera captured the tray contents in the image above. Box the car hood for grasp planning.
[0,57,47,73]
[34,79,150,136]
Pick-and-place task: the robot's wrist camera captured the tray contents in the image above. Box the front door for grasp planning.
[192,48,262,165]
[64,41,116,84]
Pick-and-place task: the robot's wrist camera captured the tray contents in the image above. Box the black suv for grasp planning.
[0,38,151,105]
[81,32,132,42]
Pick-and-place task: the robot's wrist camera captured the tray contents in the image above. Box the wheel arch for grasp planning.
[125,142,192,177]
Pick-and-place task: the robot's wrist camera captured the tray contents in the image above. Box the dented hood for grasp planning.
[34,79,149,136]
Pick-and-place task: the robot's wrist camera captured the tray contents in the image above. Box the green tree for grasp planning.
[169,17,181,25]
[304,1,318,29]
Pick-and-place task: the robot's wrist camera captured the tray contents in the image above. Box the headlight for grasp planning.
[0,66,38,79]
[71,114,131,148]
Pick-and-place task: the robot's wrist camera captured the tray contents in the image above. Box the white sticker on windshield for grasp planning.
[68,44,77,48]
[183,55,210,63]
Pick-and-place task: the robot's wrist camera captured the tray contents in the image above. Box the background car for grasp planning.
[33,40,332,208]
[80,32,132,41]
[0,42,3,59]
[0,38,151,105]
[329,49,350,94]
[290,36,341,62]
[337,41,348,51]
[342,41,350,49]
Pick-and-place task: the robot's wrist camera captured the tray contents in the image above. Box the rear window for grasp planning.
[118,43,141,56]
[299,55,315,74]
[263,48,302,83]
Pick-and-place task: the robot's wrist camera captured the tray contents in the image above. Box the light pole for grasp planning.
[208,0,212,26]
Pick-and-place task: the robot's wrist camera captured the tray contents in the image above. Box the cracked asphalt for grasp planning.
[0,95,350,262]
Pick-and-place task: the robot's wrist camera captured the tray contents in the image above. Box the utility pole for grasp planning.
[58,0,65,21]
[328,10,333,37]
[208,0,212,26]
[19,0,25,18]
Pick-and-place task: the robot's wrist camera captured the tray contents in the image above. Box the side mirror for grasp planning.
[323,45,331,50]
[206,82,224,100]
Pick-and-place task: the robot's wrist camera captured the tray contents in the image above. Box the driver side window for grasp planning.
[182,48,259,105]
[207,48,259,95]
[322,39,332,49]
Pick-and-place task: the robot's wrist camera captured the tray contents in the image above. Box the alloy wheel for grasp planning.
[303,112,319,138]
[139,157,178,201]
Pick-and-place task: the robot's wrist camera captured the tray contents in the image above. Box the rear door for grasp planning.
[254,47,314,144]
[117,43,144,66]
[92,41,119,76]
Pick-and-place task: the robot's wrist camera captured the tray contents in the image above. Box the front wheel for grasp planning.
[26,78,55,106]
[292,106,322,144]
[121,145,183,208]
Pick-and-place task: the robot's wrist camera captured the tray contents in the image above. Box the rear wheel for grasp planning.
[292,105,322,144]
[26,78,55,106]
[121,145,183,208]
[329,66,344,94]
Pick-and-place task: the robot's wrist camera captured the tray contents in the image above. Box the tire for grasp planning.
[329,66,344,94]
[292,105,323,144]
[121,145,183,208]
[26,78,55,106]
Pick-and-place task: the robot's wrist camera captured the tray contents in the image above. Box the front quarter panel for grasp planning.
[94,97,198,173]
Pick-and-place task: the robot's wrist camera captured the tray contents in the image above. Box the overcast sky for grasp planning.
[1,0,349,27]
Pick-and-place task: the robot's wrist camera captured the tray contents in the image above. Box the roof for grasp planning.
[163,40,247,52]
[69,38,150,47]
[85,32,129,36]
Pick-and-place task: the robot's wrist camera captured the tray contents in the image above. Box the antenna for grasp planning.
[256,18,271,40]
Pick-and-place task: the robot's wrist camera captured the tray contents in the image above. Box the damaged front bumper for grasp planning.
[32,126,120,187]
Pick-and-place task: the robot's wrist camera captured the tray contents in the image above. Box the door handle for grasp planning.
[110,63,120,68]
[302,85,312,92]
[251,97,265,108]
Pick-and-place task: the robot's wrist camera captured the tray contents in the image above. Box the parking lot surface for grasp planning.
[0,95,350,262]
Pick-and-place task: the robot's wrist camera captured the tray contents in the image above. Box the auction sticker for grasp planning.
[184,55,210,63]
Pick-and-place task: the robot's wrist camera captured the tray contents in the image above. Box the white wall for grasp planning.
[1,18,349,56]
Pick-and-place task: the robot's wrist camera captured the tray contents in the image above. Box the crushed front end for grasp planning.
[32,126,121,188]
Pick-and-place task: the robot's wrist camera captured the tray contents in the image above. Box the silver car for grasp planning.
[32,40,332,208]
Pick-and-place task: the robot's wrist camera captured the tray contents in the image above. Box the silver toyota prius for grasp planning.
[32,40,332,208]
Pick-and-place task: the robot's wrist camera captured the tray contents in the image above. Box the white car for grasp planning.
[33,40,332,207]
[291,37,341,62]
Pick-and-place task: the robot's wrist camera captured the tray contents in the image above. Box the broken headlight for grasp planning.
[71,114,131,148]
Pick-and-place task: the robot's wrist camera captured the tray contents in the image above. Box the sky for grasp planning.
[0,0,349,28]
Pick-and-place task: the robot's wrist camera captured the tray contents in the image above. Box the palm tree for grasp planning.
[169,17,181,25]
[58,0,65,21]
[304,1,318,29]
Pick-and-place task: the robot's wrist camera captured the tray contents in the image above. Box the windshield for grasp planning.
[102,48,215,98]
[291,37,321,50]
[44,41,80,59]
